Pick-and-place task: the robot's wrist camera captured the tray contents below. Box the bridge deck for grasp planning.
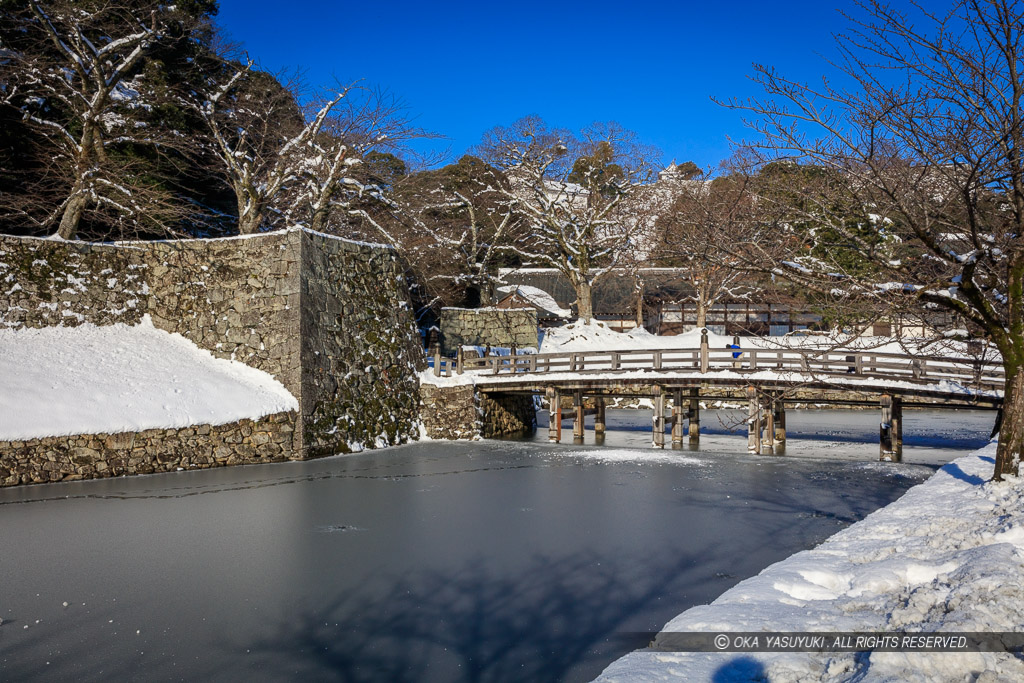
[431,344,1003,406]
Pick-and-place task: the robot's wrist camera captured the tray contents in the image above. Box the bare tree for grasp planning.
[475,116,659,323]
[194,59,346,234]
[284,88,433,235]
[721,0,1024,479]
[389,155,523,308]
[1,1,201,239]
[650,165,764,328]
[196,58,433,237]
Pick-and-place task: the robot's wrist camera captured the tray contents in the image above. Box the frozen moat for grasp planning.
[0,408,994,681]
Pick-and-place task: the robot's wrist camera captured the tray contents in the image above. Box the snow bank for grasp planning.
[596,443,1024,682]
[540,322,997,362]
[539,321,733,352]
[0,317,298,441]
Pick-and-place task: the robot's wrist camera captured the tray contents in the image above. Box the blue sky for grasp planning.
[215,1,902,171]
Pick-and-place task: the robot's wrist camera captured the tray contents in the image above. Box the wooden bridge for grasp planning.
[429,332,1003,461]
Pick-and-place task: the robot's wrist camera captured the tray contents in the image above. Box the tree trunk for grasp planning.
[238,197,262,234]
[479,279,494,306]
[56,192,86,240]
[576,281,594,323]
[993,361,1024,480]
[696,302,708,329]
[310,207,329,233]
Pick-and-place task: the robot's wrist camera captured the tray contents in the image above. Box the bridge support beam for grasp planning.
[746,386,762,454]
[594,397,606,435]
[880,394,903,461]
[762,392,786,451]
[671,389,684,446]
[573,391,585,442]
[653,387,666,449]
[688,388,700,443]
[773,395,787,444]
[547,387,561,443]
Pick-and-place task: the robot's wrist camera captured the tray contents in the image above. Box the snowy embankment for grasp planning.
[540,321,992,359]
[597,443,1024,682]
[0,317,297,441]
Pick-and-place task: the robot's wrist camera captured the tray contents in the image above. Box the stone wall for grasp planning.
[419,385,536,440]
[300,231,422,456]
[0,229,424,480]
[0,412,296,487]
[420,385,479,440]
[480,393,536,438]
[0,232,303,396]
[0,236,148,328]
[439,307,538,355]
[143,231,303,402]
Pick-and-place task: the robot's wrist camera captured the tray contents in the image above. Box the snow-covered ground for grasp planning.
[540,321,994,360]
[596,443,1024,682]
[0,316,297,441]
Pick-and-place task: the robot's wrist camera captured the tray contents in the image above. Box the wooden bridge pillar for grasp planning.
[573,390,585,442]
[880,394,903,461]
[772,395,787,443]
[688,388,700,443]
[700,330,710,373]
[547,387,561,443]
[760,392,786,450]
[653,387,666,449]
[746,386,762,454]
[594,397,606,434]
[763,394,776,450]
[671,389,684,446]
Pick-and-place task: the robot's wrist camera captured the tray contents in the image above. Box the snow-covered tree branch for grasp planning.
[474,116,659,322]
[719,0,1024,480]
[0,1,203,239]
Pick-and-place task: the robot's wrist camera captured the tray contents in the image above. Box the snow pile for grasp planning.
[0,316,298,441]
[596,443,1024,682]
[539,322,997,362]
[541,321,736,352]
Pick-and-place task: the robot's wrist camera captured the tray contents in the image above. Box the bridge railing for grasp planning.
[451,346,1004,392]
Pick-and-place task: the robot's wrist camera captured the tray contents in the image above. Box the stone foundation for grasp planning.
[420,385,479,440]
[0,412,297,487]
[419,385,536,440]
[481,394,536,437]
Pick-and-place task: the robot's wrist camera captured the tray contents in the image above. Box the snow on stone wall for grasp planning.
[0,229,424,463]
[300,230,423,456]
[0,236,149,329]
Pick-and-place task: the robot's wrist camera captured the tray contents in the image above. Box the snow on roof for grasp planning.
[496,285,572,317]
[0,317,297,441]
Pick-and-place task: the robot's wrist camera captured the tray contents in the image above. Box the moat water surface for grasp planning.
[0,409,994,682]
